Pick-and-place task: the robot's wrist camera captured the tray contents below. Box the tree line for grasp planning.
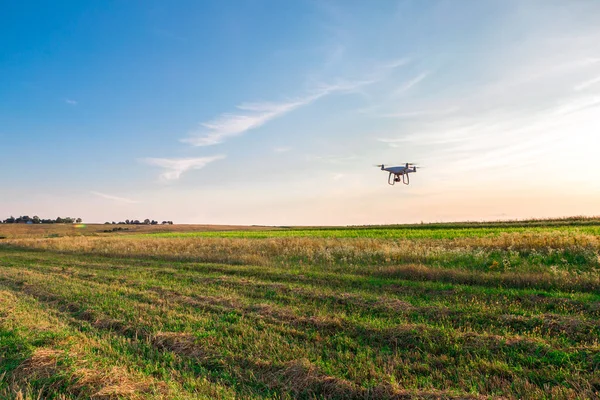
[2,216,82,224]
[1,216,174,225]
[105,220,174,225]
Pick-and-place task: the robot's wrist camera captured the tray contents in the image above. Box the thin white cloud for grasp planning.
[182,80,374,147]
[553,94,600,116]
[379,58,410,70]
[574,75,600,91]
[323,44,346,68]
[65,98,78,105]
[273,146,292,153]
[393,72,428,96]
[90,191,139,204]
[180,58,407,148]
[378,106,459,119]
[142,155,225,181]
[306,154,358,164]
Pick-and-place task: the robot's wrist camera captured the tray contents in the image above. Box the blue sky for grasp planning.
[2,1,600,224]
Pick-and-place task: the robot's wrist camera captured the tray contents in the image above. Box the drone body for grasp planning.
[377,163,418,185]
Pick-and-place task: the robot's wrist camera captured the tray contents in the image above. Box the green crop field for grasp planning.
[141,225,600,240]
[0,220,599,399]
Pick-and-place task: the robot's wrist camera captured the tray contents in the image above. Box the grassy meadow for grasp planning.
[0,219,599,399]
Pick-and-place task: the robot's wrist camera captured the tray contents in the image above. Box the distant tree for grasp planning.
[16,216,31,224]
[143,219,151,225]
[5,216,15,224]
[32,216,41,224]
[134,220,140,225]
[125,219,130,225]
[151,220,158,225]
[76,218,82,224]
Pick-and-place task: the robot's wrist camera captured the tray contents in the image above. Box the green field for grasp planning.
[0,221,599,399]
[141,225,600,239]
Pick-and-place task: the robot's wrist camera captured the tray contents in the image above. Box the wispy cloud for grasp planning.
[393,72,428,96]
[181,57,407,148]
[379,58,410,70]
[142,155,225,181]
[377,119,485,146]
[273,146,292,153]
[377,106,459,119]
[306,154,358,164]
[574,75,600,91]
[65,98,78,105]
[323,44,346,69]
[91,191,139,204]
[182,80,374,147]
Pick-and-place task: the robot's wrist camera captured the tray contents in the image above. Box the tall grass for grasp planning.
[4,229,600,272]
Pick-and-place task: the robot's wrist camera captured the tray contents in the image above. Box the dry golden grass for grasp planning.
[2,231,596,257]
[3,230,599,277]
[13,348,62,381]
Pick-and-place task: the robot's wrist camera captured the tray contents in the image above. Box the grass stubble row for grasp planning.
[0,227,599,399]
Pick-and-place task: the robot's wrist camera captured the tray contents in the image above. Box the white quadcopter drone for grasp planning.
[376,163,418,185]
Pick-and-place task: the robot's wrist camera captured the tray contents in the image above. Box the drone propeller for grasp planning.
[373,163,424,168]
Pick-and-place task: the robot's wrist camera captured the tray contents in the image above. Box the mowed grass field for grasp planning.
[0,219,599,399]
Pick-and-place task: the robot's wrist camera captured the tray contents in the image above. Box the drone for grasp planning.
[376,163,418,185]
